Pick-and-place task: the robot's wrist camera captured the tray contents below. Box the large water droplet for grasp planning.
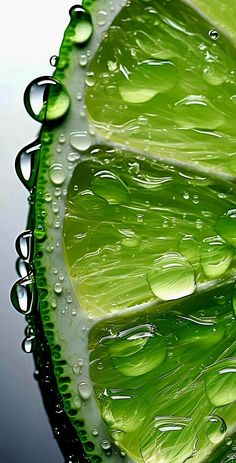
[49,164,67,185]
[24,76,70,123]
[91,170,129,205]
[216,210,236,247]
[206,415,227,444]
[107,325,167,377]
[200,236,233,279]
[11,275,37,315]
[69,6,93,45]
[203,62,227,86]
[15,230,33,262]
[70,131,92,151]
[147,252,196,301]
[16,258,29,278]
[204,358,236,407]
[15,139,40,190]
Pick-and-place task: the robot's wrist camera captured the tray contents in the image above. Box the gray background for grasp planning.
[0,2,79,461]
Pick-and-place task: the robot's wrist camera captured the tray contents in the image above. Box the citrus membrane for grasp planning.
[12,0,236,462]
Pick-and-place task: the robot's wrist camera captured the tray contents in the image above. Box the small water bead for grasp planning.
[208,29,219,40]
[44,192,52,202]
[216,210,236,247]
[78,380,91,400]
[22,336,35,354]
[85,72,96,87]
[70,131,92,151]
[79,54,88,67]
[58,134,66,144]
[204,358,236,407]
[50,55,58,67]
[68,152,80,162]
[200,236,233,279]
[226,438,233,446]
[49,164,67,185]
[54,282,63,295]
[97,10,108,26]
[16,230,33,262]
[203,62,227,86]
[51,300,57,309]
[24,76,70,123]
[71,308,77,316]
[54,187,61,197]
[92,429,99,437]
[52,201,59,213]
[69,6,93,45]
[107,60,118,72]
[137,214,144,223]
[100,440,111,451]
[91,171,130,205]
[147,252,196,301]
[11,276,36,315]
[206,415,227,444]
[16,139,41,190]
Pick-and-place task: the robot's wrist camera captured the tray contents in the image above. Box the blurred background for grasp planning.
[0,2,80,461]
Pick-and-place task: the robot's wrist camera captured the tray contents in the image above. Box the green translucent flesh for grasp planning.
[31,0,236,462]
[89,284,236,463]
[85,0,236,178]
[63,147,236,317]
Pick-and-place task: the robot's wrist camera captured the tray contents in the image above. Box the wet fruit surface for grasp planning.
[12,0,236,462]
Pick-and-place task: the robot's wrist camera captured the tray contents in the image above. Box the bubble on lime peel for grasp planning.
[69,6,93,45]
[216,209,236,247]
[91,170,130,205]
[204,358,236,407]
[200,236,233,278]
[147,252,196,301]
[24,76,70,123]
[49,164,67,185]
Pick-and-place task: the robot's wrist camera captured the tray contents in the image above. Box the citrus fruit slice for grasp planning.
[12,1,236,462]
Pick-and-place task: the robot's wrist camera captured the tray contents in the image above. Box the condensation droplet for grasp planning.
[209,29,219,40]
[78,380,91,400]
[49,164,67,185]
[54,282,63,295]
[70,131,92,152]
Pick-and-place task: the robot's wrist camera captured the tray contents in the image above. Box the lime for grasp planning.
[13,1,236,462]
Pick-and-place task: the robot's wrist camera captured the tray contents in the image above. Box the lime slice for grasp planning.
[12,1,236,462]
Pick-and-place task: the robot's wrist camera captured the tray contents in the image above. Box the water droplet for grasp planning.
[54,282,63,295]
[16,258,29,278]
[222,454,236,463]
[137,214,144,223]
[107,60,118,72]
[50,55,58,67]
[68,152,80,162]
[97,10,107,26]
[200,236,233,279]
[22,336,35,354]
[69,6,93,45]
[15,230,33,262]
[15,139,40,190]
[226,438,233,446]
[44,192,52,202]
[111,430,125,442]
[206,415,227,444]
[71,308,77,316]
[79,54,88,67]
[85,72,96,87]
[101,440,111,451]
[216,210,236,247]
[24,76,70,123]
[91,170,129,205]
[78,380,91,400]
[70,131,92,151]
[204,358,236,406]
[49,164,67,185]
[11,275,37,315]
[92,429,99,437]
[34,224,46,241]
[147,252,196,301]
[209,29,219,40]
[203,62,227,86]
